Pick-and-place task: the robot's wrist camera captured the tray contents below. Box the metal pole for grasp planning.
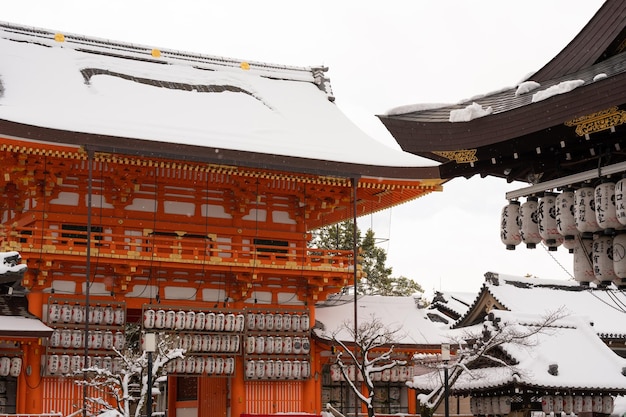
[84,149,93,417]
[352,177,358,417]
[147,351,153,417]
[444,362,449,417]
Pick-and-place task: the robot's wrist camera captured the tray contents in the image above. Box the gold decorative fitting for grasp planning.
[151,49,161,58]
[432,149,478,163]
[54,33,65,43]
[565,106,626,136]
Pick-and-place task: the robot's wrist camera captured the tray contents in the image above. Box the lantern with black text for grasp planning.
[519,197,541,249]
[593,233,616,284]
[556,189,577,240]
[573,237,594,284]
[538,193,561,250]
[575,187,601,234]
[595,181,621,231]
[500,201,521,250]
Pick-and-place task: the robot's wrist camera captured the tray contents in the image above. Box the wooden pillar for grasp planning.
[231,355,246,417]
[20,341,45,413]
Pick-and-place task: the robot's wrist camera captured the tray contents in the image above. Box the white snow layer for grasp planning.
[449,102,493,122]
[531,79,585,103]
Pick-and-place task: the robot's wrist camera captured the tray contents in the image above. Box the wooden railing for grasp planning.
[3,226,356,273]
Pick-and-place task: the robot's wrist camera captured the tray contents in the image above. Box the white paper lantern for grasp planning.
[264,313,274,331]
[483,396,493,414]
[114,307,125,325]
[72,305,85,324]
[301,361,310,378]
[165,310,176,329]
[265,360,274,378]
[224,358,235,375]
[301,313,310,330]
[573,237,594,284]
[592,396,603,413]
[103,331,113,350]
[9,357,21,377]
[500,201,522,250]
[553,395,563,413]
[274,360,283,379]
[614,233,626,279]
[563,396,574,414]
[210,335,220,352]
[519,197,542,248]
[255,336,265,354]
[576,187,601,233]
[274,313,283,331]
[205,357,215,375]
[274,336,282,354]
[255,313,265,331]
[283,314,292,331]
[491,397,500,415]
[246,336,255,354]
[538,193,562,250]
[184,311,195,330]
[50,329,61,347]
[220,335,231,352]
[616,178,626,225]
[175,311,186,330]
[254,359,264,378]
[185,357,196,374]
[593,233,616,283]
[206,312,216,331]
[215,313,225,331]
[61,329,73,348]
[246,312,255,330]
[283,336,293,354]
[603,396,615,414]
[292,360,301,379]
[113,331,125,350]
[499,396,511,414]
[194,312,205,331]
[48,304,61,322]
[283,361,293,379]
[542,395,553,413]
[72,329,85,349]
[292,314,301,332]
[103,306,114,325]
[556,189,577,239]
[235,314,245,332]
[230,335,240,353]
[583,396,593,412]
[293,337,302,354]
[195,357,205,374]
[265,336,274,354]
[224,313,236,332]
[46,355,59,375]
[595,181,621,231]
[61,304,72,323]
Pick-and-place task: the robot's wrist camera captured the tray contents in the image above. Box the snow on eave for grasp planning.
[449,102,493,122]
[383,102,453,116]
[531,79,585,103]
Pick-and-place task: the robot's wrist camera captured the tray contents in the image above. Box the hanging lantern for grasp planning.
[175,311,186,330]
[165,310,176,329]
[265,360,274,378]
[274,336,283,354]
[575,187,601,234]
[616,177,626,225]
[205,357,215,375]
[563,396,574,414]
[470,398,478,415]
[245,360,255,379]
[592,396,603,413]
[195,357,205,374]
[613,233,626,279]
[603,396,615,414]
[556,189,577,239]
[274,360,283,379]
[283,360,292,379]
[595,181,622,231]
[499,397,512,414]
[184,311,195,330]
[542,395,554,413]
[500,201,522,250]
[583,397,593,412]
[538,193,561,250]
[573,236,594,284]
[194,312,205,331]
[519,197,542,248]
[235,313,245,332]
[553,395,563,413]
[224,313,236,332]
[593,233,616,284]
[231,335,240,353]
[292,360,301,379]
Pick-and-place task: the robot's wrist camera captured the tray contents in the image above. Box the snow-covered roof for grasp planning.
[0,251,27,280]
[428,290,475,323]
[0,315,53,338]
[314,295,446,346]
[410,310,626,393]
[457,272,626,339]
[0,22,436,175]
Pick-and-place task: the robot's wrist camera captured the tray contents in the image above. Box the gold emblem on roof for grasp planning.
[565,106,626,136]
[432,149,478,163]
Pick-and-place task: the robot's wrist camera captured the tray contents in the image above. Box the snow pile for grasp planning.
[594,73,608,82]
[531,79,585,103]
[449,102,493,122]
[385,102,452,116]
[0,251,27,276]
[515,81,540,96]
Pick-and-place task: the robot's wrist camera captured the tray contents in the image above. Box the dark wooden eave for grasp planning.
[378,0,626,184]
[0,119,441,181]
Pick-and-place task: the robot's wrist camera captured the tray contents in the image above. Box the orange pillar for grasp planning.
[231,355,246,417]
[21,341,45,413]
[21,291,46,413]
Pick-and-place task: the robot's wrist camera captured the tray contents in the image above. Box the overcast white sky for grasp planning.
[3,0,606,295]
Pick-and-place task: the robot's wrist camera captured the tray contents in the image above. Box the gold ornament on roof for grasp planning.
[432,149,478,163]
[565,106,626,136]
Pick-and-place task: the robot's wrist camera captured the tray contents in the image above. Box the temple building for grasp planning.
[380,0,626,288]
[0,21,443,417]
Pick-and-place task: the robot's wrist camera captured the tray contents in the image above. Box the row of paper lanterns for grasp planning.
[501,184,625,251]
[245,335,310,355]
[245,359,311,380]
[142,310,310,333]
[143,310,244,332]
[329,364,415,383]
[48,304,125,326]
[0,357,21,377]
[46,354,122,375]
[50,329,125,351]
[165,356,235,375]
[470,395,614,416]
[172,334,240,353]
